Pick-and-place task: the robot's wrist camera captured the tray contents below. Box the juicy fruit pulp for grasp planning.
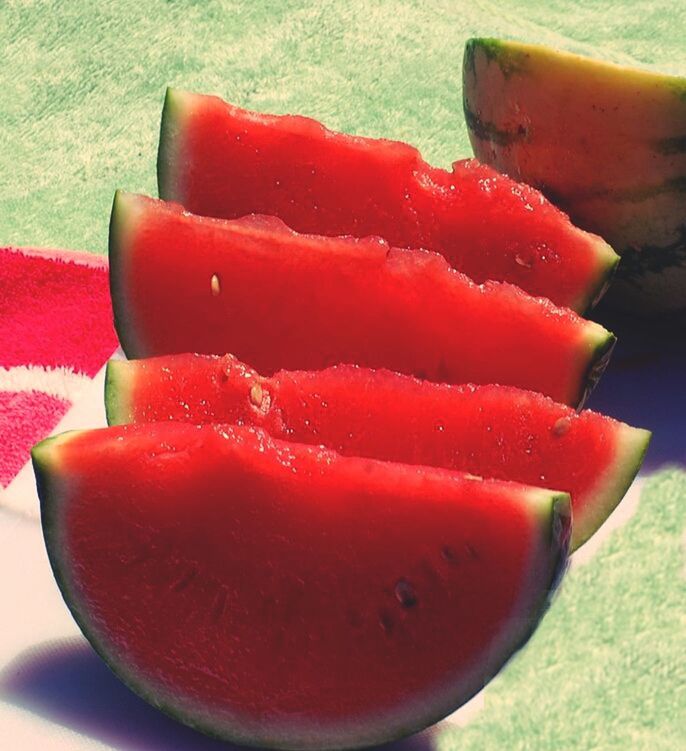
[109,192,615,407]
[157,88,618,312]
[463,37,686,314]
[34,423,570,750]
[106,353,650,550]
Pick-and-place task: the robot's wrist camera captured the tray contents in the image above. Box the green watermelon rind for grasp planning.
[576,324,616,409]
[109,191,148,359]
[157,87,189,204]
[574,424,651,549]
[32,431,571,750]
[104,359,133,426]
[578,242,621,313]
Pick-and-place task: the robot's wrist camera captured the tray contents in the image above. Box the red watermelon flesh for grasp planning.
[34,422,569,749]
[157,89,618,312]
[109,192,614,407]
[106,353,650,550]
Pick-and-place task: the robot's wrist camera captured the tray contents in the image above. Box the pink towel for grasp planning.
[0,247,118,489]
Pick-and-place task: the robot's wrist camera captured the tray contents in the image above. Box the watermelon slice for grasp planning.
[105,353,650,550]
[34,422,570,749]
[156,89,618,313]
[463,38,686,314]
[109,192,615,407]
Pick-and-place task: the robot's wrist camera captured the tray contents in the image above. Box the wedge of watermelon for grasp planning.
[109,192,615,407]
[156,89,618,313]
[34,422,570,750]
[105,353,649,550]
[463,38,686,314]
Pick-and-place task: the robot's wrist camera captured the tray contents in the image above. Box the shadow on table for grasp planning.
[0,639,438,751]
[586,307,686,471]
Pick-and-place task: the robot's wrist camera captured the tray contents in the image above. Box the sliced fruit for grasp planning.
[34,422,570,750]
[106,353,650,550]
[463,37,686,314]
[157,88,618,312]
[109,192,615,407]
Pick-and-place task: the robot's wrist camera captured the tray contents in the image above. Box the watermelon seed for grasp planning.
[210,274,221,296]
[394,579,418,608]
[435,421,445,432]
[441,546,459,565]
[515,254,533,269]
[170,564,198,593]
[552,417,571,437]
[250,382,263,407]
[378,609,394,634]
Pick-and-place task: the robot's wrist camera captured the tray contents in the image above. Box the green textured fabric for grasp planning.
[4,0,686,253]
[2,2,685,749]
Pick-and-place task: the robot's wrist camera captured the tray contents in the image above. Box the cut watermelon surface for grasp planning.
[157,89,618,312]
[109,192,615,407]
[106,354,650,550]
[34,422,570,750]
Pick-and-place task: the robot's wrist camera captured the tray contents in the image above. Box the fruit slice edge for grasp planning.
[104,354,649,550]
[157,87,619,313]
[108,190,615,407]
[33,424,570,750]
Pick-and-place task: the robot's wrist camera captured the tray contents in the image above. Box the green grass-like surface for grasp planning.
[2,2,685,748]
[436,469,686,751]
[3,0,686,252]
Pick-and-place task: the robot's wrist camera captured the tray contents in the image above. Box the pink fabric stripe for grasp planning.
[0,246,118,376]
[0,391,71,488]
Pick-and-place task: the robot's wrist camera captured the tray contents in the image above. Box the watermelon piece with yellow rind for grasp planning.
[463,37,686,314]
